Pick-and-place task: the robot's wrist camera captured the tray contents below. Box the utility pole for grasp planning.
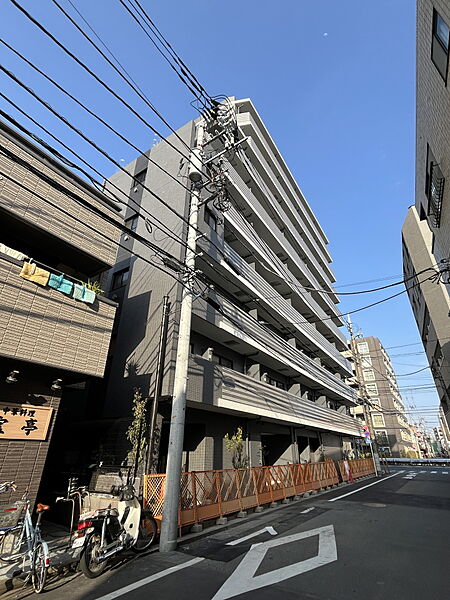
[347,318,380,476]
[159,120,205,552]
[145,295,171,474]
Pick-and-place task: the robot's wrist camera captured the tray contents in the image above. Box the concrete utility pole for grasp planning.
[159,120,205,552]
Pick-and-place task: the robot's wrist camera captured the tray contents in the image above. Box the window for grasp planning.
[125,214,138,232]
[111,268,129,290]
[204,207,218,232]
[267,376,286,390]
[369,398,381,407]
[421,305,431,345]
[361,356,372,367]
[425,145,445,227]
[375,430,389,445]
[372,413,385,428]
[132,169,147,191]
[431,9,449,82]
[357,342,369,354]
[212,353,233,369]
[363,369,375,381]
[365,383,378,396]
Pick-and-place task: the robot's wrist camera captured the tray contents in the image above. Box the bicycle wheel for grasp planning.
[0,527,24,563]
[131,511,157,553]
[31,542,47,594]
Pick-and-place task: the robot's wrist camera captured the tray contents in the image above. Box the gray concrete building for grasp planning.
[103,98,363,472]
[0,120,120,503]
[350,337,415,458]
[402,0,450,431]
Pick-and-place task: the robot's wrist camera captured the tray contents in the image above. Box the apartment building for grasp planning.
[103,98,362,471]
[350,337,415,457]
[402,0,450,431]
[0,120,120,502]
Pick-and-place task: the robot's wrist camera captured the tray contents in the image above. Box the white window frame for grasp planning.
[357,342,369,354]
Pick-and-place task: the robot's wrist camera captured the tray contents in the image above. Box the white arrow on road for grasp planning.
[226,526,278,546]
[213,525,337,600]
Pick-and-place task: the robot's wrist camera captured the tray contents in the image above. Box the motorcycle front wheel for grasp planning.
[79,533,107,578]
[131,511,157,553]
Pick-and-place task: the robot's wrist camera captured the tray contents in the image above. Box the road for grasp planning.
[6,465,450,600]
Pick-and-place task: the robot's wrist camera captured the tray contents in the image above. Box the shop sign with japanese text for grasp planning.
[0,403,53,441]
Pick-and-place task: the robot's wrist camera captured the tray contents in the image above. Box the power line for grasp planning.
[118,0,211,109]
[0,39,194,195]
[0,102,191,254]
[8,0,209,172]
[50,0,194,155]
[125,0,214,105]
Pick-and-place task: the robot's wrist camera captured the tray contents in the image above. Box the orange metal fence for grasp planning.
[144,458,347,527]
[338,458,375,482]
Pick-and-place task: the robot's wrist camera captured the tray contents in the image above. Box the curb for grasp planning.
[175,475,380,546]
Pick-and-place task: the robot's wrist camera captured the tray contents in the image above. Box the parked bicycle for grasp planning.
[0,481,50,593]
[73,471,157,578]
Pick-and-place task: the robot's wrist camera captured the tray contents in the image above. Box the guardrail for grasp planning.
[337,458,375,482]
[385,458,450,465]
[143,458,375,528]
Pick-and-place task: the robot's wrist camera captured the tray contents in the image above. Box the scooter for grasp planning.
[73,476,157,578]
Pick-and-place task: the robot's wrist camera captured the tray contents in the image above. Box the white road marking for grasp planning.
[420,471,426,474]
[300,507,315,514]
[93,557,204,600]
[443,472,448,475]
[226,526,278,546]
[431,471,437,474]
[328,471,404,502]
[212,525,337,600]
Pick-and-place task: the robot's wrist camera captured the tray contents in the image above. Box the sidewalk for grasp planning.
[0,521,77,595]
[0,475,378,596]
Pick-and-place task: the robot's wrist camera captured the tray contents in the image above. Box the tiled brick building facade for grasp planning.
[402,0,450,434]
[0,121,120,503]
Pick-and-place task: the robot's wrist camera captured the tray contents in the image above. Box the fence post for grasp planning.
[214,471,223,518]
[191,471,199,525]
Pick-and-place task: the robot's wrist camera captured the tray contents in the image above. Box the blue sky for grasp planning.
[0,1,440,426]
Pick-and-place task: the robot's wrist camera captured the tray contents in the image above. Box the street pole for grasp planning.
[159,120,205,552]
[145,295,171,474]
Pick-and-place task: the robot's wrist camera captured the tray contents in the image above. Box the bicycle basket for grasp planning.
[0,502,25,528]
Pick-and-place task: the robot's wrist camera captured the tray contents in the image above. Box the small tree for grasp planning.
[126,388,147,467]
[224,427,249,469]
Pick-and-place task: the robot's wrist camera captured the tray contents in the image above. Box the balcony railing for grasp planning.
[428,162,445,228]
[193,294,358,403]
[0,255,116,377]
[217,366,362,436]
[220,242,352,373]
[225,205,345,330]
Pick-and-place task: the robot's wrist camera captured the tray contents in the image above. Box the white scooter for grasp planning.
[73,477,157,578]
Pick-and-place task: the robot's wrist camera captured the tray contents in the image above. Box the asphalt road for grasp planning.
[6,465,450,600]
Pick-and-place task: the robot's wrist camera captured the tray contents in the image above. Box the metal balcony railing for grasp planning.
[225,205,346,336]
[221,242,352,373]
[219,367,361,435]
[193,293,357,403]
[226,165,342,320]
[428,162,445,228]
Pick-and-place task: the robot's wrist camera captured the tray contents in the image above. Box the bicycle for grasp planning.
[0,481,50,594]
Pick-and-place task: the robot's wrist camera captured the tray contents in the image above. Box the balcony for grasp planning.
[226,163,338,305]
[192,293,358,404]
[186,357,362,437]
[224,205,345,327]
[0,123,121,269]
[0,254,116,377]
[198,239,351,374]
[235,108,329,254]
